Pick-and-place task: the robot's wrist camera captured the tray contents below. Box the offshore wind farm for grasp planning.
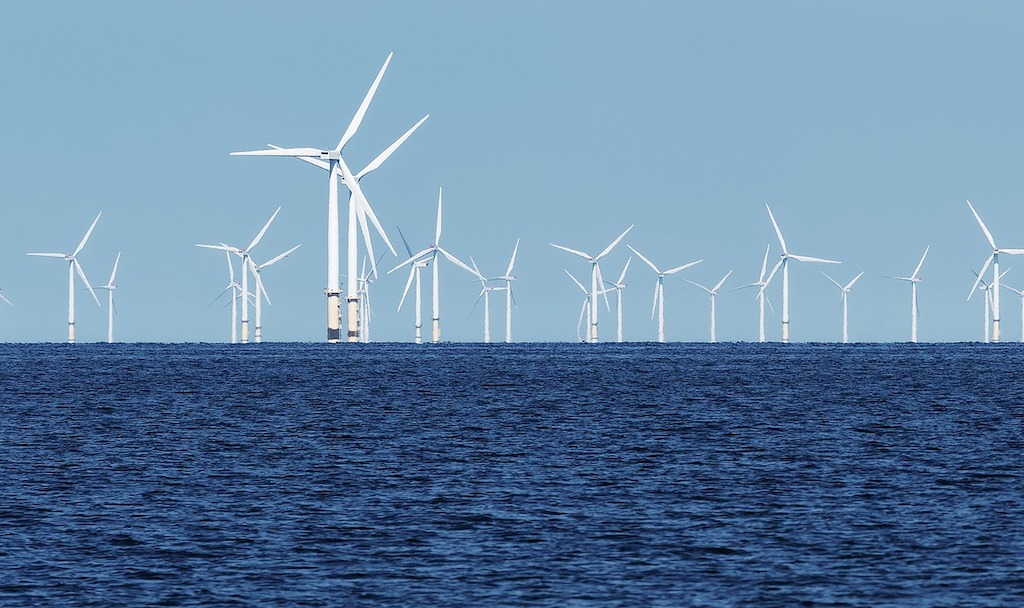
[5,4,1024,344]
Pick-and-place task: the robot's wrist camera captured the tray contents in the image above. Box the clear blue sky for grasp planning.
[2,1,1024,342]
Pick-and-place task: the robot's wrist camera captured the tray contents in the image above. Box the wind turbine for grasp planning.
[820,271,864,344]
[388,188,476,343]
[251,244,301,343]
[735,245,772,342]
[685,270,733,343]
[232,52,427,343]
[1000,283,1024,342]
[27,212,102,343]
[395,226,429,344]
[550,226,633,343]
[626,245,701,343]
[603,257,631,343]
[496,239,520,343]
[763,204,840,342]
[885,246,929,342]
[213,250,241,344]
[565,270,601,342]
[966,200,1024,342]
[96,252,121,343]
[974,268,1009,343]
[470,258,507,343]
[196,207,279,344]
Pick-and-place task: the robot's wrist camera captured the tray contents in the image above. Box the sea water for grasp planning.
[1,343,1021,606]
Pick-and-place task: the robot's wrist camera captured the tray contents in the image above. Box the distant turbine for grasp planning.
[388,188,476,343]
[356,256,384,343]
[395,226,429,344]
[196,207,280,344]
[471,258,507,343]
[736,245,772,342]
[213,250,241,344]
[551,226,633,343]
[685,270,733,343]
[820,271,864,344]
[762,204,840,342]
[251,244,301,343]
[232,52,426,343]
[496,239,520,343]
[603,257,631,343]
[885,246,929,342]
[973,268,1009,343]
[626,245,701,343]
[1000,283,1024,342]
[966,200,1024,342]
[96,252,122,343]
[565,270,606,343]
[27,212,102,344]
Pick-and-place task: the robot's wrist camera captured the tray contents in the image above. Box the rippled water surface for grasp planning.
[1,343,1022,606]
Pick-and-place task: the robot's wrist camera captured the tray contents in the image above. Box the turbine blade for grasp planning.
[231,147,324,157]
[911,245,930,279]
[225,250,235,282]
[789,254,840,264]
[820,271,843,290]
[357,115,430,178]
[968,256,993,300]
[663,259,703,275]
[389,248,433,274]
[617,257,631,285]
[434,187,443,245]
[713,270,733,292]
[0,293,12,306]
[336,52,393,152]
[626,245,660,274]
[356,188,397,257]
[396,225,414,258]
[247,207,281,251]
[999,248,1024,255]
[845,271,865,290]
[73,212,102,257]
[759,244,771,281]
[684,278,712,294]
[438,247,476,275]
[564,269,588,294]
[550,243,592,260]
[966,200,997,250]
[506,238,520,277]
[107,251,121,286]
[260,244,301,269]
[596,225,633,260]
[765,204,788,253]
[196,244,237,252]
[27,253,67,258]
[75,260,101,306]
[763,258,784,289]
[398,266,416,312]
[596,264,611,311]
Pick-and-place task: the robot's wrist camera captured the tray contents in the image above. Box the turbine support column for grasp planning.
[432,317,440,343]
[347,296,359,342]
[326,290,341,343]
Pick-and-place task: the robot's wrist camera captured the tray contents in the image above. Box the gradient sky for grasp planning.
[3,1,1024,343]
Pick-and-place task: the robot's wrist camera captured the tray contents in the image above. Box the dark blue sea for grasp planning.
[1,343,1021,607]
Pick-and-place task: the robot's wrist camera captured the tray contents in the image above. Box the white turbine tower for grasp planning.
[27,212,102,344]
[396,227,429,344]
[604,258,631,343]
[96,252,121,343]
[388,188,476,343]
[1000,283,1024,342]
[232,53,426,343]
[686,271,733,343]
[626,245,701,343]
[251,244,301,343]
[213,250,241,344]
[973,268,1009,343]
[495,239,520,343]
[565,270,601,342]
[763,204,840,342]
[736,245,772,342]
[966,200,1024,342]
[551,226,633,343]
[470,258,506,344]
[885,246,929,342]
[820,271,864,344]
[196,207,279,344]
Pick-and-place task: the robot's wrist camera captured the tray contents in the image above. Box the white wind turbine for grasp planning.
[196,207,279,344]
[96,252,121,343]
[885,246,929,343]
[565,270,600,342]
[686,271,733,343]
[251,244,301,343]
[388,188,476,343]
[626,245,701,343]
[736,245,772,342]
[232,52,427,343]
[27,212,102,343]
[603,257,631,343]
[820,271,864,344]
[212,250,241,344]
[550,226,633,343]
[395,226,429,344]
[966,200,1024,342]
[763,204,840,342]
[470,258,507,343]
[1000,283,1024,342]
[495,239,520,343]
[973,268,1009,343]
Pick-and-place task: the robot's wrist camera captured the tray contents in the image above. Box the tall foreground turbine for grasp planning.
[886,246,929,342]
[551,226,633,343]
[388,188,476,343]
[763,204,840,342]
[820,271,864,343]
[686,271,732,343]
[626,245,701,343]
[196,207,279,343]
[27,213,102,343]
[232,53,426,343]
[966,200,1024,342]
